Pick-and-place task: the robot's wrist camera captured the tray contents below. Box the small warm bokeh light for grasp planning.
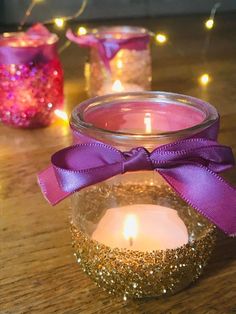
[54,18,65,28]
[155,33,168,44]
[205,18,214,29]
[199,73,211,86]
[77,26,87,36]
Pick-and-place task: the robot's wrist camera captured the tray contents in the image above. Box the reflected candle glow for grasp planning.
[83,100,206,135]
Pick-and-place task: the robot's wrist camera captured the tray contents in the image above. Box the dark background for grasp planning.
[0,0,236,25]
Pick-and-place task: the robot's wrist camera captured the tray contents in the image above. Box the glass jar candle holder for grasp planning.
[67,26,152,97]
[0,26,64,128]
[69,92,219,299]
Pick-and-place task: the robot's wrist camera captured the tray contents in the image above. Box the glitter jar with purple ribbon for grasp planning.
[38,92,236,299]
[67,92,221,299]
[0,24,64,128]
[67,26,152,96]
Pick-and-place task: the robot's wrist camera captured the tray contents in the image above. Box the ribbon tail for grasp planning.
[66,29,111,72]
[158,164,236,236]
[37,166,70,205]
[98,44,111,72]
[66,29,90,47]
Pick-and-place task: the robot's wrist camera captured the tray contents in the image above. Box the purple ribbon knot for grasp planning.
[122,147,153,172]
[38,138,236,236]
[66,29,150,71]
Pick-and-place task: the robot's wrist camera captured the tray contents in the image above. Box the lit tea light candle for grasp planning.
[98,79,144,95]
[91,204,188,251]
[112,79,124,92]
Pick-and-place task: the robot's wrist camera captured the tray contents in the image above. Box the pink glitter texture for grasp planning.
[0,27,64,128]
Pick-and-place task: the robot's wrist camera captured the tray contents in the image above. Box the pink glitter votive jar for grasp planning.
[0,29,64,128]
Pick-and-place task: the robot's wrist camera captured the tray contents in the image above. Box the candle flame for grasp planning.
[112,80,124,92]
[123,214,138,246]
[54,109,69,122]
[144,112,152,133]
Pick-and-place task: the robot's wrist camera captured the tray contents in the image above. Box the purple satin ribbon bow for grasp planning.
[38,138,236,236]
[66,29,150,71]
[0,24,58,65]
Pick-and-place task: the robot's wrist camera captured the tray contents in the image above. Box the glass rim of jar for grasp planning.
[90,25,152,39]
[0,32,59,47]
[70,91,219,141]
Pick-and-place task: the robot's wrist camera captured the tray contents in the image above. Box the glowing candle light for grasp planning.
[123,214,138,247]
[112,79,124,92]
[54,109,69,122]
[98,79,144,95]
[92,204,188,251]
[111,79,145,94]
[144,112,152,133]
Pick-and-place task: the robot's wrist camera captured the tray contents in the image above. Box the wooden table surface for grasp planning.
[1,14,236,314]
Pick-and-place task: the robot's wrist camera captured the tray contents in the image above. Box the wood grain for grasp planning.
[1,14,236,314]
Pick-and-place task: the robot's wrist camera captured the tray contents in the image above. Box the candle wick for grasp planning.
[129,237,133,246]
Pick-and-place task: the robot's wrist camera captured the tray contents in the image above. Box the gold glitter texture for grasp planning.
[71,183,216,299]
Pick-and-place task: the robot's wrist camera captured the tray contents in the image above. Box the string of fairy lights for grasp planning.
[17,0,222,122]
[19,0,88,30]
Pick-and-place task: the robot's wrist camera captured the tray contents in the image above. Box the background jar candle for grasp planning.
[84,26,152,96]
[0,29,64,128]
[70,92,219,299]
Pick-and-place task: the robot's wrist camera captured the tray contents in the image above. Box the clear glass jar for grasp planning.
[70,92,218,299]
[84,26,152,97]
[0,31,64,128]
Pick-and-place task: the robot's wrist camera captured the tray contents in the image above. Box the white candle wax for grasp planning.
[91,204,189,251]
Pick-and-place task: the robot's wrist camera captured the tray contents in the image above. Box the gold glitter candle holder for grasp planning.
[84,26,152,97]
[70,92,219,299]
